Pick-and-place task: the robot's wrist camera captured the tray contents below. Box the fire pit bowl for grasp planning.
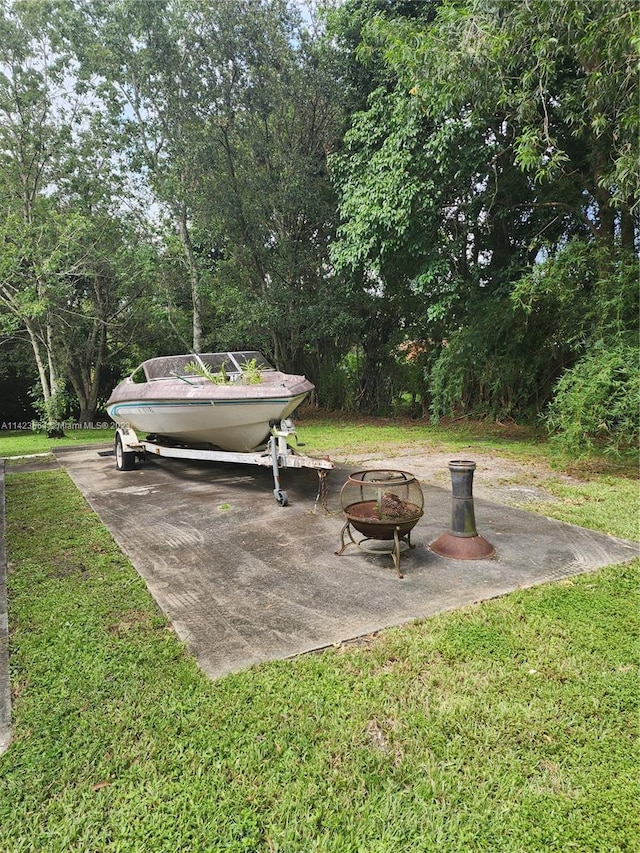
[335,470,424,578]
[343,499,423,539]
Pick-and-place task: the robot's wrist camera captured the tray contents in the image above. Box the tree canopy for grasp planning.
[0,0,637,452]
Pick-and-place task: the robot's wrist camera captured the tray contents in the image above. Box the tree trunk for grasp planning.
[620,204,636,251]
[65,310,108,425]
[355,311,396,415]
[67,364,102,425]
[25,321,52,404]
[175,203,202,353]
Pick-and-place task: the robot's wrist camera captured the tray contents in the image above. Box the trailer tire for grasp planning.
[115,433,136,471]
[275,489,289,507]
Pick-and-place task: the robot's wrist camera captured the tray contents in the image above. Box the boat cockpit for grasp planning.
[130,351,274,383]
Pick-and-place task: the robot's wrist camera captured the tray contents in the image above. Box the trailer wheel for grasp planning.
[115,432,136,471]
[275,489,289,507]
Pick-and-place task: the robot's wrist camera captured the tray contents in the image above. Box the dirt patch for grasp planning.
[331,447,586,508]
[107,610,154,636]
[4,455,60,474]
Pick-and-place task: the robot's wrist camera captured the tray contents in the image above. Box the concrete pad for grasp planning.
[50,447,639,680]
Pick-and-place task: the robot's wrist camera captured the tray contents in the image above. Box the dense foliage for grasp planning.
[0,0,637,451]
[330,0,639,449]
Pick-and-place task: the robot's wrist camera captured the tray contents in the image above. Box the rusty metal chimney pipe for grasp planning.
[449,460,479,537]
[430,460,495,559]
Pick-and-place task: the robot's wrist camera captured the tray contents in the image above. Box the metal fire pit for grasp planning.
[335,470,424,578]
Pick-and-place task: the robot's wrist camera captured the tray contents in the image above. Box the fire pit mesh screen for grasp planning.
[336,470,424,578]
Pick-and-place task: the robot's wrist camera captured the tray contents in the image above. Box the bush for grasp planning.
[428,296,556,422]
[545,339,640,455]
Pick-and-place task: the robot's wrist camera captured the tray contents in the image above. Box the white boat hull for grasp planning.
[107,392,309,452]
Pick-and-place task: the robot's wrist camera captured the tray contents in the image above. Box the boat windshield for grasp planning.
[228,352,273,371]
[141,352,274,381]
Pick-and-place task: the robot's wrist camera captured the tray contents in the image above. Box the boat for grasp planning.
[106,351,314,453]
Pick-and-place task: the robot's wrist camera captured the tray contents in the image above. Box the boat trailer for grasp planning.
[113,418,333,506]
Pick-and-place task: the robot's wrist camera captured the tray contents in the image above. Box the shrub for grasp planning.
[545,339,640,455]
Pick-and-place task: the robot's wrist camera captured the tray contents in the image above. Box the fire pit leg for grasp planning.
[392,527,404,579]
[336,522,407,578]
[335,520,357,556]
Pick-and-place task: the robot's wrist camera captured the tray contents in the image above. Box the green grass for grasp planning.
[296,411,548,461]
[0,427,115,457]
[1,420,638,851]
[1,414,635,477]
[527,476,640,542]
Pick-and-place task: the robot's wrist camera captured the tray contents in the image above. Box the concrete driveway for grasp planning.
[49,446,639,680]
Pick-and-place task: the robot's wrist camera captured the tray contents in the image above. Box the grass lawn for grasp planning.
[0,427,116,457]
[0,421,638,851]
[297,411,548,459]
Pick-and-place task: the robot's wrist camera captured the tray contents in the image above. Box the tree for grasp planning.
[372,0,638,245]
[0,1,160,425]
[75,0,352,407]
[329,0,639,420]
[0,0,77,423]
[193,2,352,381]
[53,214,157,424]
[69,0,208,352]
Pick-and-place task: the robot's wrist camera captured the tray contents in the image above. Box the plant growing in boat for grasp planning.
[184,358,263,384]
[238,358,263,384]
[184,360,229,383]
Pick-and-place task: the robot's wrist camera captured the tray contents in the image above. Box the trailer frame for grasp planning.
[113,418,333,506]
